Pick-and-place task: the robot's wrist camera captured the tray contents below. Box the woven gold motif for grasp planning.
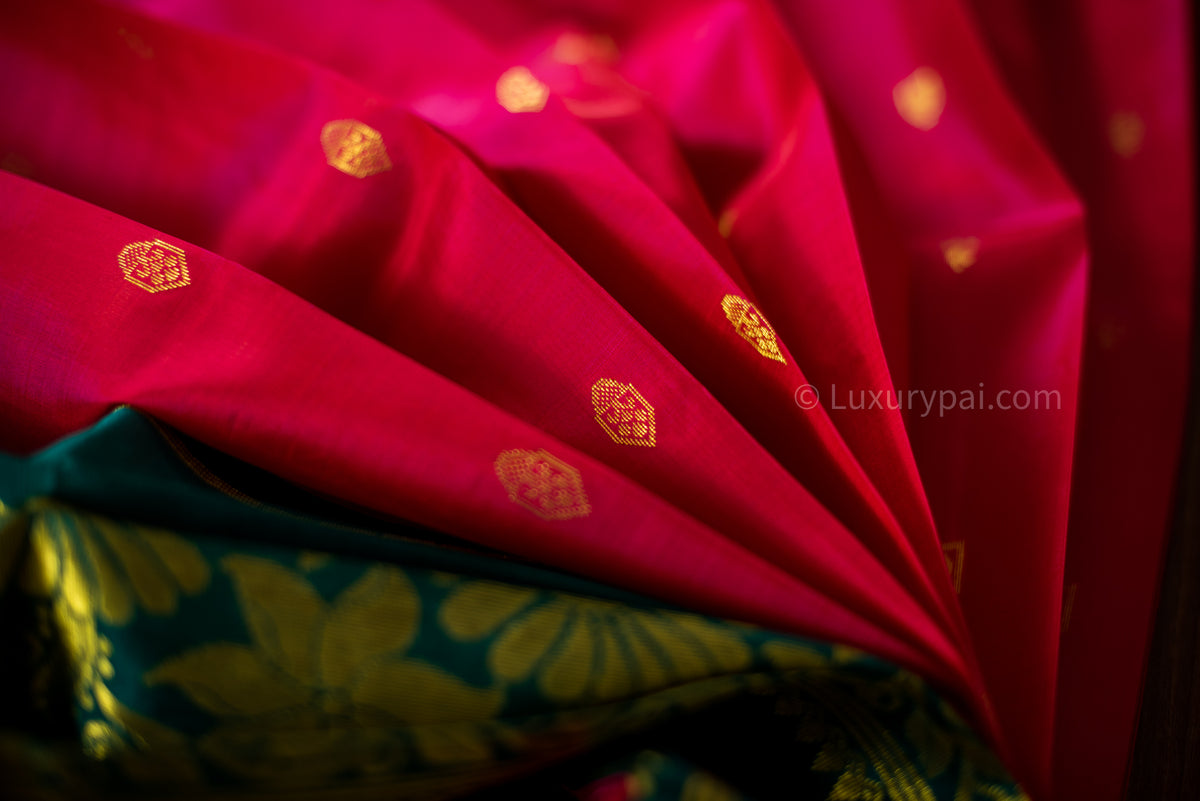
[721,295,786,364]
[496,66,549,113]
[940,237,980,273]
[494,449,590,520]
[118,239,189,293]
[320,119,392,178]
[893,67,946,131]
[592,379,656,447]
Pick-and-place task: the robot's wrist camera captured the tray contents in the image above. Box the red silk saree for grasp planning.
[0,1,1192,799]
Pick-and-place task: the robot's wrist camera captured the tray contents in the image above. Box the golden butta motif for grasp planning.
[940,238,981,273]
[893,67,946,131]
[321,119,393,178]
[118,239,190,293]
[721,295,786,364]
[496,66,549,113]
[494,448,591,520]
[592,379,656,447]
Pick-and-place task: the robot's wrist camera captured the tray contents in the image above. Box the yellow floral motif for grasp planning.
[813,684,936,801]
[828,758,886,801]
[780,692,896,801]
[761,640,829,670]
[21,507,209,627]
[592,379,656,447]
[775,670,1031,801]
[440,580,751,704]
[147,556,503,781]
[20,508,209,710]
[15,505,201,780]
[721,295,786,364]
[494,449,591,520]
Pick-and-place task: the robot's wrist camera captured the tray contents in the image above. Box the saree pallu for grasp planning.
[0,408,1026,801]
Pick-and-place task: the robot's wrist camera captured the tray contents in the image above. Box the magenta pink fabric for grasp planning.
[966,2,1195,798]
[0,0,1191,797]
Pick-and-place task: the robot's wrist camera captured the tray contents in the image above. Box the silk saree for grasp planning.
[0,1,1192,799]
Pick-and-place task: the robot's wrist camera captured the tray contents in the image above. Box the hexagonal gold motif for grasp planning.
[321,119,392,178]
[592,379,655,447]
[118,239,189,293]
[721,295,786,364]
[494,449,590,520]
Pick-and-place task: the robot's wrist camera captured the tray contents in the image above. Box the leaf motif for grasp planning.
[222,555,323,683]
[594,624,634,700]
[72,518,133,625]
[631,614,711,680]
[829,759,885,801]
[141,526,210,594]
[21,515,60,597]
[353,659,503,725]
[832,645,865,664]
[623,620,669,691]
[672,615,752,673]
[761,640,827,671]
[539,612,595,701]
[489,601,568,683]
[440,581,537,641]
[320,565,420,688]
[57,515,98,620]
[93,519,177,616]
[146,642,309,716]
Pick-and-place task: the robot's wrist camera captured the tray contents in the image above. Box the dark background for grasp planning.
[1126,231,1199,798]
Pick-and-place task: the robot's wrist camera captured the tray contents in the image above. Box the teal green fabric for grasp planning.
[0,411,1028,801]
